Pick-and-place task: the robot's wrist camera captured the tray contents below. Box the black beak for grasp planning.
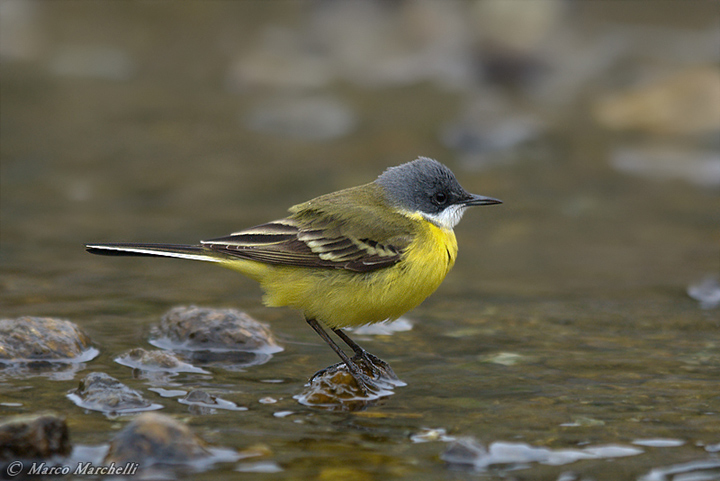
[463,193,503,206]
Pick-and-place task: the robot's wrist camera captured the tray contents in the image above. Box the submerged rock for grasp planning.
[67,372,162,415]
[115,348,208,374]
[0,317,98,363]
[0,413,71,460]
[149,306,282,369]
[104,412,239,469]
[295,354,404,411]
[478,351,528,366]
[410,427,456,444]
[152,306,280,351]
[296,368,362,408]
[638,459,720,481]
[178,389,247,413]
[104,412,209,465]
[441,437,643,471]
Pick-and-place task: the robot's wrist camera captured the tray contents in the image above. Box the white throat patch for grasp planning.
[422,204,466,230]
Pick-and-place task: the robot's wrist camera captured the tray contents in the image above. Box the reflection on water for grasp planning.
[1,1,718,480]
[442,437,644,471]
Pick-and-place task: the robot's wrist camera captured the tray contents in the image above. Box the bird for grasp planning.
[86,157,501,393]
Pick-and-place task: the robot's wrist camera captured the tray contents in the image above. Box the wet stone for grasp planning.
[479,351,528,366]
[115,348,208,374]
[0,317,98,363]
[149,306,282,369]
[178,389,247,413]
[410,427,455,444]
[441,437,487,468]
[441,438,643,471]
[299,369,359,404]
[104,412,209,465]
[0,413,71,460]
[184,389,215,404]
[67,372,162,415]
[104,412,239,470]
[639,459,720,481]
[295,354,404,411]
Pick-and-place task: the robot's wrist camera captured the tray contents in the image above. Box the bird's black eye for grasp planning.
[433,192,448,205]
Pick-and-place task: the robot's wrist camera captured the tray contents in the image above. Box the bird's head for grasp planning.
[376,157,502,229]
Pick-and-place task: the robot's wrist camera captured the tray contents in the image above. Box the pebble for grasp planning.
[103,412,238,468]
[149,306,282,369]
[115,348,209,374]
[442,437,643,471]
[0,317,98,363]
[0,413,71,460]
[67,372,163,415]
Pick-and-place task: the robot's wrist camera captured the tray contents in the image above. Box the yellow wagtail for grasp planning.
[86,157,501,392]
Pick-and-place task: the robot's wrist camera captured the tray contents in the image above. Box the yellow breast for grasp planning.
[237,215,458,328]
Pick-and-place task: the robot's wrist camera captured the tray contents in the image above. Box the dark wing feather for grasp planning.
[201,218,406,273]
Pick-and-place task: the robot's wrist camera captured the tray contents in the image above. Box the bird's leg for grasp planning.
[331,328,365,356]
[332,328,401,383]
[305,317,374,393]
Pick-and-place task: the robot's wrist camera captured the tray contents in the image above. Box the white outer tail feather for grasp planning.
[84,244,223,263]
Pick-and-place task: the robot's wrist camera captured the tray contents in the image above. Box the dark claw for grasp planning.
[304,318,404,398]
[310,348,403,395]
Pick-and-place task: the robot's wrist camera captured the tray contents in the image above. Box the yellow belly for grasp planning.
[221,219,458,328]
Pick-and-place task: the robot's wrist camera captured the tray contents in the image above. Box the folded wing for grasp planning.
[201,217,405,273]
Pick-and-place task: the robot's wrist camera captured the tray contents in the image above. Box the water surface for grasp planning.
[1,2,718,480]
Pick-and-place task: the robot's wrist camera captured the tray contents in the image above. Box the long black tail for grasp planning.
[85,243,223,263]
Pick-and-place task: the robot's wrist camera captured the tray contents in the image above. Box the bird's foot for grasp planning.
[349,350,404,388]
[309,349,404,396]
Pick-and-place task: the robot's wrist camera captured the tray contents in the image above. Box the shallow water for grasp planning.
[1,2,719,480]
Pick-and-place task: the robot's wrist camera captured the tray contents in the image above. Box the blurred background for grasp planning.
[1,1,719,479]
[1,0,717,304]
